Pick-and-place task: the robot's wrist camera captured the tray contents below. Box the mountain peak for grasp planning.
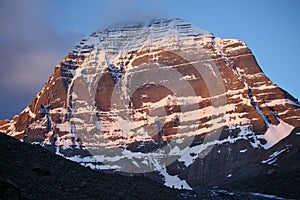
[1,18,300,190]
[102,18,210,33]
[75,18,212,54]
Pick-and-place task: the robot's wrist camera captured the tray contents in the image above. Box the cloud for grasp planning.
[0,0,171,119]
[94,0,171,26]
[0,0,83,119]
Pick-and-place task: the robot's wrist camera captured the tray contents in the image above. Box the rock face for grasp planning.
[1,18,300,190]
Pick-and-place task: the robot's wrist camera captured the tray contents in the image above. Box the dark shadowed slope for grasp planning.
[0,133,183,200]
[221,126,300,199]
[1,132,299,199]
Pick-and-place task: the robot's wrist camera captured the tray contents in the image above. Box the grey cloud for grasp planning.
[96,0,171,27]
[0,0,170,119]
[0,0,83,119]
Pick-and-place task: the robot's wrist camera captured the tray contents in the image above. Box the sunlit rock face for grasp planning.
[1,18,300,190]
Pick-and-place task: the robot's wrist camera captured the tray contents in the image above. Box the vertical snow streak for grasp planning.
[212,37,270,128]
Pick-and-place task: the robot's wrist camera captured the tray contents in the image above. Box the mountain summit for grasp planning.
[1,18,300,190]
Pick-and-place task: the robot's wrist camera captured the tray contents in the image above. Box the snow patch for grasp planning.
[159,167,192,190]
[267,98,300,108]
[259,120,294,149]
[181,74,196,80]
[240,149,248,153]
[261,145,291,165]
[250,192,285,200]
[23,107,36,119]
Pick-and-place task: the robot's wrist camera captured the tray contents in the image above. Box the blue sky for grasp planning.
[0,0,299,119]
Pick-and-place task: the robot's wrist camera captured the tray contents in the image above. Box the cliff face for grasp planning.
[1,18,300,189]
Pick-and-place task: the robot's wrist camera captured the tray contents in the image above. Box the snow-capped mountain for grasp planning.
[1,18,300,190]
